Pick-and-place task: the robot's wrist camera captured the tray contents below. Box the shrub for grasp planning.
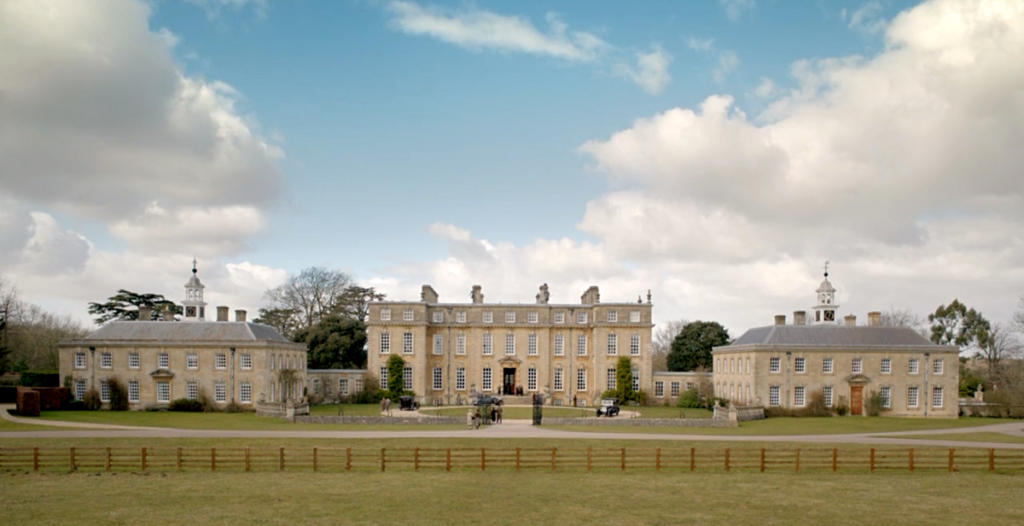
[107,377,129,411]
[168,398,205,412]
[82,389,101,411]
[835,395,849,417]
[600,389,618,400]
[865,390,888,417]
[802,389,833,417]
[677,388,703,408]
[19,371,60,387]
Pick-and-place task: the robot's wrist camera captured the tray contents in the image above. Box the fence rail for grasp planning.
[1,446,1021,474]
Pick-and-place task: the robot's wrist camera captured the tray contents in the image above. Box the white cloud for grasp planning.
[108,203,266,257]
[713,50,740,82]
[848,2,888,35]
[428,222,473,242]
[388,1,608,62]
[185,0,269,18]
[687,37,715,51]
[0,0,285,225]
[614,46,673,94]
[0,0,286,325]
[753,77,776,98]
[369,0,1024,335]
[386,1,670,93]
[720,0,756,22]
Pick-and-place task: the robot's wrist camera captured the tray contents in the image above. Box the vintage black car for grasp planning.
[399,395,419,411]
[473,396,503,407]
[596,398,620,417]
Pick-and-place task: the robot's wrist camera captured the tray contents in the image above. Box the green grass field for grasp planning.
[548,416,1019,435]
[889,432,1024,444]
[2,470,1021,526]
[23,409,463,432]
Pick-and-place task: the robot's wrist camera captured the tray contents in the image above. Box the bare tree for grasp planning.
[652,319,687,372]
[880,306,928,337]
[0,277,16,373]
[978,323,1023,390]
[263,267,353,329]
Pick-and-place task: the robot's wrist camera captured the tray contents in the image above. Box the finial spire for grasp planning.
[823,260,830,279]
[192,256,197,275]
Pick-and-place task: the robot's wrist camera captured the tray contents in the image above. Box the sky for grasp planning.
[1,0,1023,338]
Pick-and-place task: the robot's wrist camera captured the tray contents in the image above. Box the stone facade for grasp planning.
[650,371,713,404]
[710,274,960,418]
[366,284,654,407]
[306,369,368,402]
[57,265,307,410]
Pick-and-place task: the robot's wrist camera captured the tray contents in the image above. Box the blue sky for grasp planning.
[147,0,909,272]
[2,0,1023,337]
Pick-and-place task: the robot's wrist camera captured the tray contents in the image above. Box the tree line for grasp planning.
[0,277,89,374]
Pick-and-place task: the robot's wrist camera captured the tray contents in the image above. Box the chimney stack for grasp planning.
[844,314,857,327]
[793,311,807,325]
[471,285,484,304]
[235,310,247,322]
[162,310,175,322]
[421,285,439,304]
[138,306,152,322]
[867,311,882,327]
[217,306,229,322]
[774,315,786,326]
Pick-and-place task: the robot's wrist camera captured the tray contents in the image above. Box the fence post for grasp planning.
[414,448,419,472]
[656,448,661,472]
[949,449,954,473]
[381,448,386,472]
[106,447,111,472]
[33,447,39,472]
[445,448,450,472]
[346,448,352,472]
[621,448,626,472]
[313,448,318,472]
[177,447,182,471]
[909,448,914,474]
[280,447,285,472]
[587,447,592,472]
[725,448,730,473]
[870,448,875,474]
[795,449,800,474]
[245,448,250,472]
[690,447,695,472]
[832,448,838,473]
[481,448,486,471]
[516,447,521,472]
[759,448,765,473]
[989,448,995,473]
[552,448,557,472]
[211,448,216,472]
[70,447,76,471]
[142,447,147,471]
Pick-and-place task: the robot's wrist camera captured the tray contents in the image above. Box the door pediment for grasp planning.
[845,373,871,385]
[498,357,522,366]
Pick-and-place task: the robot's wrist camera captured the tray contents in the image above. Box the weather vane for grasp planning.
[823,260,830,278]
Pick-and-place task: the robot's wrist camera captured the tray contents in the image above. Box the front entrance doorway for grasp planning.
[503,368,516,395]
[850,385,864,416]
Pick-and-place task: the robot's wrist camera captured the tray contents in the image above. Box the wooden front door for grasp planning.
[850,386,864,416]
[503,368,516,394]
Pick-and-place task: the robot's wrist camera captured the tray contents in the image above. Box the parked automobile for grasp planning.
[399,395,419,411]
[596,398,620,417]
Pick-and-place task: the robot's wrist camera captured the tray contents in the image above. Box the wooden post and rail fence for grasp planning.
[1,446,1021,474]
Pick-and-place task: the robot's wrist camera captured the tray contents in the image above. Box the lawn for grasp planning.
[887,432,1024,444]
[2,470,1021,526]
[28,408,464,432]
[419,406,595,419]
[0,415,52,432]
[548,416,1020,435]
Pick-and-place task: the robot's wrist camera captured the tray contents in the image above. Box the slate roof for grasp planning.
[727,325,947,349]
[80,321,290,343]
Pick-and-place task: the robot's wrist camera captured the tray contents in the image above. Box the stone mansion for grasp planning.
[365,284,654,407]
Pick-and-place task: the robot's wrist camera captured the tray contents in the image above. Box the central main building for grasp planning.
[366,284,654,406]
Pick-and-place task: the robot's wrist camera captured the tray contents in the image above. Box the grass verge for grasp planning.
[885,432,1024,444]
[547,416,1019,435]
[1,470,1021,526]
